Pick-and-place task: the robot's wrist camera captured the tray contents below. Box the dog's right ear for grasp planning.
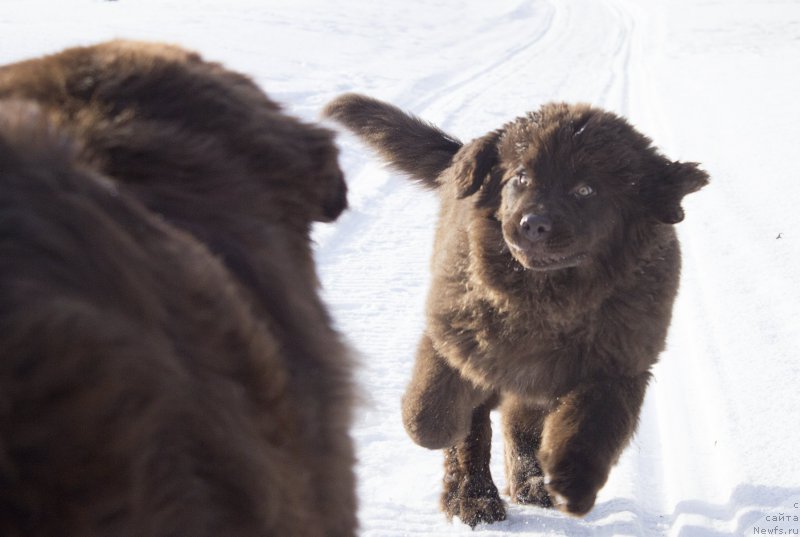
[450,129,502,200]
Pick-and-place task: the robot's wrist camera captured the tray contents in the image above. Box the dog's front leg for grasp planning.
[401,334,503,526]
[401,333,491,449]
[537,372,650,516]
[441,398,505,528]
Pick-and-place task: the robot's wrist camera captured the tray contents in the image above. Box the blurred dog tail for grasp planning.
[322,93,461,189]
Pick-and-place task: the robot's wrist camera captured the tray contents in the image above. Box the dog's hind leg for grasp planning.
[501,396,553,508]
[440,397,505,528]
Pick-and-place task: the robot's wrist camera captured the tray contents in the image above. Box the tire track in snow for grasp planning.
[597,0,678,531]
[602,0,710,530]
[573,3,681,532]
[401,0,558,123]
[606,1,759,535]
[314,137,446,536]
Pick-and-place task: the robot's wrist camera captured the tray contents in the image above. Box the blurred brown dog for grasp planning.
[325,94,707,526]
[0,42,354,537]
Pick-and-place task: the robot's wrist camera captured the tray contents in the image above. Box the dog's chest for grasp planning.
[482,301,594,362]
[433,292,602,398]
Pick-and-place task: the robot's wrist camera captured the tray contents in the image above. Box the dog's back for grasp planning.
[0,43,357,536]
[0,102,324,536]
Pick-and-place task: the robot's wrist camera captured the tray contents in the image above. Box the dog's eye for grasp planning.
[514,169,530,187]
[573,184,595,198]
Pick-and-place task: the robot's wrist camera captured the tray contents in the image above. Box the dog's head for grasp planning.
[450,103,708,271]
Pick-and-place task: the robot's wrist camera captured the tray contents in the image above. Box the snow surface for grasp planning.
[2,0,800,535]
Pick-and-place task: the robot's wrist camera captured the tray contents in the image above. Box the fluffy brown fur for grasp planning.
[0,42,355,536]
[324,93,708,526]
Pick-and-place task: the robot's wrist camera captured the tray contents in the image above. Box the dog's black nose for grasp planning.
[519,214,552,242]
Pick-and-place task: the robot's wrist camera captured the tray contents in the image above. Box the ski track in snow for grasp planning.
[2,0,800,535]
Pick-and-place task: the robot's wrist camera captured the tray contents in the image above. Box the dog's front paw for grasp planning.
[509,475,553,508]
[540,453,607,517]
[442,477,506,528]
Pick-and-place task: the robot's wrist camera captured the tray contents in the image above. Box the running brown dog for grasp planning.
[324,93,707,526]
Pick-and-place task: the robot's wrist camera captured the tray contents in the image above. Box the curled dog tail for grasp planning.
[322,93,462,189]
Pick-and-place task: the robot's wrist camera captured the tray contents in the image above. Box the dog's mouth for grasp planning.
[507,243,588,271]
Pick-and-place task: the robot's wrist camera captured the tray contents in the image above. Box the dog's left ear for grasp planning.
[299,127,348,223]
[314,143,349,223]
[641,159,709,224]
[450,129,502,200]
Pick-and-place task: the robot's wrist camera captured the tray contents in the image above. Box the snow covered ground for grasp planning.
[2,0,799,535]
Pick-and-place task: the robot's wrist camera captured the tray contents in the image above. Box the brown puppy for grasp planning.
[0,42,354,536]
[324,94,707,526]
